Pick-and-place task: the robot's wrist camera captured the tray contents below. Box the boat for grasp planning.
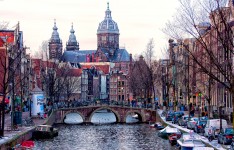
[158,126,181,139]
[12,140,35,150]
[32,125,58,139]
[149,122,165,130]
[193,147,214,150]
[169,133,181,146]
[177,132,205,150]
[154,122,165,130]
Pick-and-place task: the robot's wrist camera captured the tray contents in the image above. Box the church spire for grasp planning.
[105,2,112,19]
[66,23,79,51]
[50,19,60,43]
[49,19,63,60]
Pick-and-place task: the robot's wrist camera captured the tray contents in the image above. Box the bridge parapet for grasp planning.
[55,106,156,124]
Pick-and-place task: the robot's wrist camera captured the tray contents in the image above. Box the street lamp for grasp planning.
[198,92,202,121]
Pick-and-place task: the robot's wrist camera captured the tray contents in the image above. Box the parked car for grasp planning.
[166,112,174,121]
[217,127,234,145]
[167,111,184,122]
[178,115,189,126]
[194,120,207,134]
[174,111,185,118]
[172,114,180,124]
[186,117,198,129]
[204,119,228,137]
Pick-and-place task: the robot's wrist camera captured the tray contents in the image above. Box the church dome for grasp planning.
[97,2,119,34]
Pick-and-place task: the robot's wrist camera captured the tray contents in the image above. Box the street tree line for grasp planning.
[164,0,234,125]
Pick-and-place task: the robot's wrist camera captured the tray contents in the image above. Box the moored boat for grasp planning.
[32,125,58,139]
[177,133,205,150]
[12,140,35,150]
[158,126,181,139]
[169,133,181,146]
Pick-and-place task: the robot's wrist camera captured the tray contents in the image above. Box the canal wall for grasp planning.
[0,128,34,150]
[0,110,56,149]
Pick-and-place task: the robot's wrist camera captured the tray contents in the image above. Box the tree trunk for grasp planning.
[0,95,6,137]
[231,79,234,128]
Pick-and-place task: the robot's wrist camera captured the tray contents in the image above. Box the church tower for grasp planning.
[66,23,79,51]
[97,2,119,57]
[48,20,63,60]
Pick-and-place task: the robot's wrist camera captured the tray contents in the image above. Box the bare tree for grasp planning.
[0,25,28,135]
[143,38,157,104]
[129,55,152,105]
[39,40,49,60]
[164,0,234,125]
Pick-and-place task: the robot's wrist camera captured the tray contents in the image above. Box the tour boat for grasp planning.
[158,126,181,139]
[32,125,58,139]
[177,133,205,150]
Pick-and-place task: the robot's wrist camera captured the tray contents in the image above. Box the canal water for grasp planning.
[34,111,176,150]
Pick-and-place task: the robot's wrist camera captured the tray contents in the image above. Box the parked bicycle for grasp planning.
[22,117,35,127]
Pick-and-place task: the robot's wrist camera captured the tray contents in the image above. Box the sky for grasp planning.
[0,0,180,59]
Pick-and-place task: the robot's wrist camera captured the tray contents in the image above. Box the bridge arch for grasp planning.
[88,106,121,123]
[63,110,85,123]
[125,110,145,123]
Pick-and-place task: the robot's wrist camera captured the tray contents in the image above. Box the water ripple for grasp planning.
[34,124,175,150]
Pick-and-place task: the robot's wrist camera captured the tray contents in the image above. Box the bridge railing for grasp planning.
[54,100,155,110]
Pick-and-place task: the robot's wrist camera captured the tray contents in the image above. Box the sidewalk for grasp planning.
[0,111,45,145]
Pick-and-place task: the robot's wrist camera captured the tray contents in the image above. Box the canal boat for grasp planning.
[12,140,35,150]
[149,122,165,130]
[158,126,181,139]
[32,125,58,139]
[176,132,205,150]
[169,133,181,146]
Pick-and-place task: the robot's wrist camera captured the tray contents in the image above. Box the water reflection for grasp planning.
[64,113,83,124]
[64,109,140,124]
[34,124,175,150]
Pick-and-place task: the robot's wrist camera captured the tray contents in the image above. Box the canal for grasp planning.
[34,110,176,150]
[34,124,177,150]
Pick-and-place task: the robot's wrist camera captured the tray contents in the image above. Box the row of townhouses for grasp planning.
[158,1,234,116]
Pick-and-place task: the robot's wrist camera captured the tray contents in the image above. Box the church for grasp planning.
[47,3,133,102]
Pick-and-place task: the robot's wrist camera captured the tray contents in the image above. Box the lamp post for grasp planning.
[198,92,202,121]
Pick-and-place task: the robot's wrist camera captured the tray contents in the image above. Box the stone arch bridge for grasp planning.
[54,105,157,123]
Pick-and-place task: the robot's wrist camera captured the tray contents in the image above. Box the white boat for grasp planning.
[177,133,205,150]
[193,147,214,150]
[158,126,181,139]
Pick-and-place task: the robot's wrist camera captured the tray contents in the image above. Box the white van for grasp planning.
[204,119,228,137]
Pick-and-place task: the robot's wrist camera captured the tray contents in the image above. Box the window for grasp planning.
[102,36,106,41]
